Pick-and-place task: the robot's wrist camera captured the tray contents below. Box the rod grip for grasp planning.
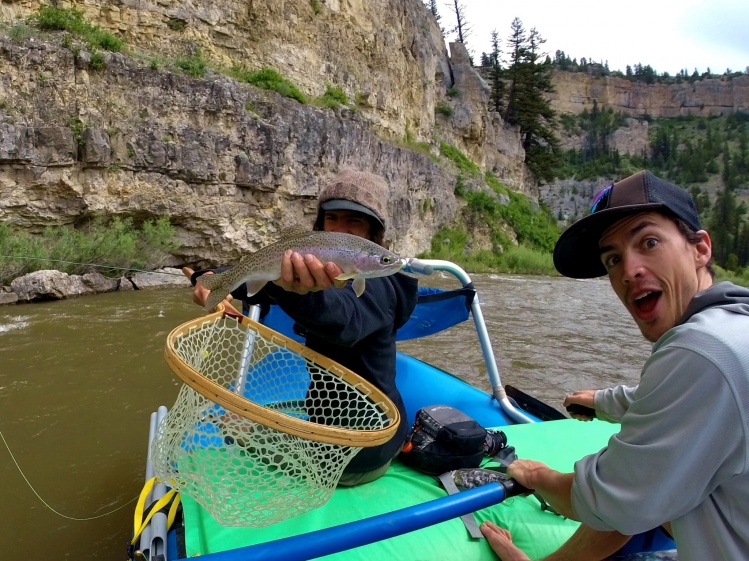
[565,403,597,418]
[501,478,531,498]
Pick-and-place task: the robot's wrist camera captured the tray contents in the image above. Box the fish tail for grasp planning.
[198,271,231,311]
[197,271,224,291]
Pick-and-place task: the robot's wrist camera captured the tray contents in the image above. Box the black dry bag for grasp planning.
[399,405,506,476]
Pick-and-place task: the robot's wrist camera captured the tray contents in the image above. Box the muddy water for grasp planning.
[0,273,649,559]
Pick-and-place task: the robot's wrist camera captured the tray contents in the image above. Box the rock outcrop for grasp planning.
[0,0,533,276]
[550,70,749,118]
[7,268,190,302]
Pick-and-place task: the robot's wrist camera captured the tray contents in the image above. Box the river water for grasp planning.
[0,272,650,560]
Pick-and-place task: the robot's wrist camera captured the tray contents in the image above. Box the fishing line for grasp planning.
[0,255,183,276]
[0,428,138,520]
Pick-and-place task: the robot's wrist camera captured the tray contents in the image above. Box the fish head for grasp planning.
[336,246,404,280]
[365,249,404,277]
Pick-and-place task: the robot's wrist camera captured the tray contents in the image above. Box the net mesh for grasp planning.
[152,309,399,527]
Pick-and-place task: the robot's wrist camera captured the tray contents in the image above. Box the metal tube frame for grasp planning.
[401,259,535,424]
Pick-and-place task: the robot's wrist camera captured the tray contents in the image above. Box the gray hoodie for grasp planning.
[572,282,749,561]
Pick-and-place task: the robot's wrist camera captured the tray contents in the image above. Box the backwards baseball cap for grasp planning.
[553,170,702,279]
[318,168,389,228]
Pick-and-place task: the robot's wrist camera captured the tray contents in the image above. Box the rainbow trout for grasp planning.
[198,228,403,311]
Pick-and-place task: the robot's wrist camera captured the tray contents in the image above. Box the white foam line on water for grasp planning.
[0,316,30,333]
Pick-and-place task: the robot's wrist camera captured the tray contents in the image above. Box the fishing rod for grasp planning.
[0,255,185,276]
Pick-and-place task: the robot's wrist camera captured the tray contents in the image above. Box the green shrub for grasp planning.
[0,216,179,284]
[314,84,349,109]
[496,245,556,275]
[426,226,469,259]
[439,142,479,176]
[68,117,90,149]
[462,186,559,253]
[714,264,749,288]
[167,18,187,31]
[446,86,460,97]
[175,50,207,78]
[435,103,453,117]
[9,22,35,42]
[34,6,123,52]
[89,50,105,70]
[419,226,557,275]
[233,67,307,104]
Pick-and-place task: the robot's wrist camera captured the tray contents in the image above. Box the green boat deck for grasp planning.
[183,418,622,560]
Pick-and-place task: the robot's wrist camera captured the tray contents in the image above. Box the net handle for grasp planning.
[164,308,400,447]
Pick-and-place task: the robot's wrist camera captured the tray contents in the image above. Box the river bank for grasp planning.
[3,259,747,307]
[0,267,191,305]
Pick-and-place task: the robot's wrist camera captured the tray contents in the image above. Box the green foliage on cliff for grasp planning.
[33,6,123,53]
[560,113,749,187]
[175,50,207,78]
[232,67,308,104]
[313,84,349,109]
[0,217,178,284]
[469,173,559,252]
[424,226,555,275]
[422,171,560,275]
[439,142,479,175]
[435,103,454,117]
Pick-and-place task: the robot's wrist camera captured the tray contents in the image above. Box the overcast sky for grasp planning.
[453,0,749,75]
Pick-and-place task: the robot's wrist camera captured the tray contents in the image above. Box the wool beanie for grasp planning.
[318,168,389,228]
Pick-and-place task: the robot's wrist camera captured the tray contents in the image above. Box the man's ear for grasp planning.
[694,230,712,268]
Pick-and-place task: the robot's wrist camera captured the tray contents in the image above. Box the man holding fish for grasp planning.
[189,168,418,486]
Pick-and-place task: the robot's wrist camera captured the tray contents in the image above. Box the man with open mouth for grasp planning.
[482,171,749,561]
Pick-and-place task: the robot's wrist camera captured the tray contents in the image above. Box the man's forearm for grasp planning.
[531,469,576,520]
[507,460,577,520]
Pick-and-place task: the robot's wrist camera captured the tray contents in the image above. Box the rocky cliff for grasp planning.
[0,0,531,268]
[550,70,749,119]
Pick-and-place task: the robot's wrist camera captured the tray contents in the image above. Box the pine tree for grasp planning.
[709,186,740,266]
[488,29,505,113]
[737,221,749,268]
[503,17,526,126]
[503,20,561,183]
[446,0,472,44]
[426,0,441,23]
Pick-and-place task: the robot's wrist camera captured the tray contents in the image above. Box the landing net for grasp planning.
[151,306,399,527]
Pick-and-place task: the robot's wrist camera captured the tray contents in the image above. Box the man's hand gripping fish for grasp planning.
[198,228,404,311]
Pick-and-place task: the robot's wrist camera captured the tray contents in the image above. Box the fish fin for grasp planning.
[204,290,227,312]
[352,278,365,297]
[334,272,356,281]
[245,280,267,297]
[278,226,311,240]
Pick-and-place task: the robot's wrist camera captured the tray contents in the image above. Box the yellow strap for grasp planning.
[131,485,178,546]
[167,493,182,528]
[133,477,156,538]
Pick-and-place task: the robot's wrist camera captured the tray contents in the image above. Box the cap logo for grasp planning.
[590,184,613,213]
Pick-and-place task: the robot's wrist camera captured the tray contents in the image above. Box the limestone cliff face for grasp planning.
[550,69,749,118]
[0,0,532,265]
[549,69,749,165]
[0,38,460,263]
